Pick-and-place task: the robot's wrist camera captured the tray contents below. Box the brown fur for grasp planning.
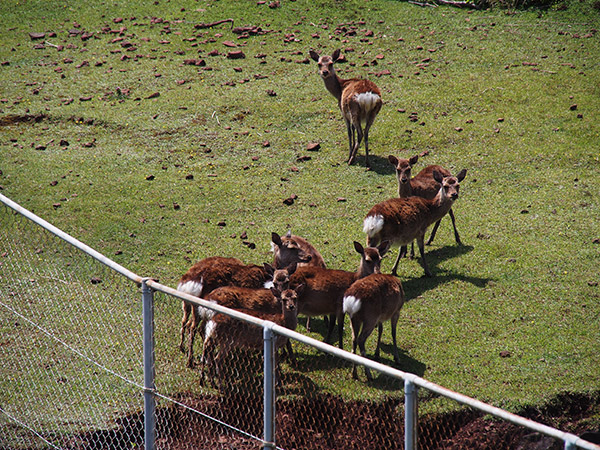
[271,231,326,269]
[364,169,467,277]
[177,256,275,367]
[200,285,303,387]
[289,241,390,349]
[310,49,382,167]
[343,273,405,381]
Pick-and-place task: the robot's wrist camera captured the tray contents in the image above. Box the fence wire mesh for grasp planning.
[1,198,597,450]
[0,205,144,449]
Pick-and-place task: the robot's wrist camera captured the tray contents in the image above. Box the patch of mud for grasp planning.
[65,391,600,450]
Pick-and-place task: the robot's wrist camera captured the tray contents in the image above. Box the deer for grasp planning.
[389,154,464,258]
[363,168,467,277]
[199,284,304,388]
[288,240,390,349]
[177,256,279,368]
[309,48,382,168]
[271,230,326,331]
[271,230,326,270]
[343,273,405,381]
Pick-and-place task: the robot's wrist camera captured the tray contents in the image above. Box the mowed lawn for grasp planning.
[0,0,599,415]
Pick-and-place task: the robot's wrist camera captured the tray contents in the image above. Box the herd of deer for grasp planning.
[176,49,468,382]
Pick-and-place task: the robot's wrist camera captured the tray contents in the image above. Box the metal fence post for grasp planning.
[405,379,418,450]
[263,324,276,450]
[142,279,156,450]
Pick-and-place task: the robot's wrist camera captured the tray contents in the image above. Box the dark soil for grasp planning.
[66,390,600,450]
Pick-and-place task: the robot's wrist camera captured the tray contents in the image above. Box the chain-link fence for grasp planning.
[1,192,599,450]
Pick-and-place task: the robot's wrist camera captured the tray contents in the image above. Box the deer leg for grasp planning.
[391,247,403,277]
[348,122,363,166]
[426,219,442,245]
[345,119,354,161]
[374,322,383,360]
[186,307,200,368]
[324,313,337,344]
[350,317,362,380]
[390,313,401,364]
[448,208,461,244]
[336,310,345,350]
[357,320,377,381]
[179,301,191,353]
[417,235,433,277]
[399,245,408,259]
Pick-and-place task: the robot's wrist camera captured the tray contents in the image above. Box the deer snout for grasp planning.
[450,192,459,200]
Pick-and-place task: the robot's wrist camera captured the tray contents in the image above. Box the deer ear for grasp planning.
[294,283,305,296]
[456,169,467,182]
[353,241,365,255]
[388,155,398,166]
[409,154,419,166]
[433,170,443,183]
[270,286,281,298]
[378,240,391,257]
[309,50,320,62]
[271,232,282,247]
[286,262,297,275]
[332,48,341,61]
[263,263,274,276]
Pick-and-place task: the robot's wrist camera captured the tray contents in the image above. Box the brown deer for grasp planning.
[271,230,326,331]
[271,231,326,270]
[177,256,277,368]
[363,168,467,277]
[200,284,304,387]
[389,154,464,258]
[289,240,390,349]
[309,48,382,168]
[343,273,405,381]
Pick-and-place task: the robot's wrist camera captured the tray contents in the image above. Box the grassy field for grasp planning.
[1,0,599,418]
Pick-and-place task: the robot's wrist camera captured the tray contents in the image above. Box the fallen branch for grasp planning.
[194,19,234,29]
[409,1,438,6]
[436,0,480,8]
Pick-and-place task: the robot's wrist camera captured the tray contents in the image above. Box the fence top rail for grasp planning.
[0,193,143,285]
[151,279,600,450]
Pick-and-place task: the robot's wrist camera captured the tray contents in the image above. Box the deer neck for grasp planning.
[323,74,345,104]
[429,187,453,220]
[398,180,413,198]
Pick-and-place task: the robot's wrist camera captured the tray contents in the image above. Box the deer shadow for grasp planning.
[350,153,396,175]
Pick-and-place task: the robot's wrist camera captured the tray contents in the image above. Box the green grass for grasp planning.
[1,0,599,425]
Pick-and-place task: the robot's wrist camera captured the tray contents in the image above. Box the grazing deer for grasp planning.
[177,256,277,368]
[363,169,467,277]
[200,284,304,388]
[389,154,464,258]
[289,241,390,349]
[272,230,326,331]
[343,273,405,381]
[309,48,382,168]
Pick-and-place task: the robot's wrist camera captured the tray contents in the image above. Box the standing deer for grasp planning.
[309,48,382,168]
[363,169,467,277]
[177,256,277,368]
[389,154,464,257]
[343,273,405,381]
[200,284,304,388]
[289,241,390,349]
[271,230,326,331]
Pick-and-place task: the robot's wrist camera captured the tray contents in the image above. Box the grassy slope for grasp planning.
[1,0,599,414]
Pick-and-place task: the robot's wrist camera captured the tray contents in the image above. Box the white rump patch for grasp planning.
[343,295,362,317]
[363,214,384,237]
[204,319,216,341]
[264,280,274,289]
[177,280,204,297]
[354,92,381,113]
[197,300,218,320]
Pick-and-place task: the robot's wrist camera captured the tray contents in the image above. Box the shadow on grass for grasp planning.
[388,243,493,300]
